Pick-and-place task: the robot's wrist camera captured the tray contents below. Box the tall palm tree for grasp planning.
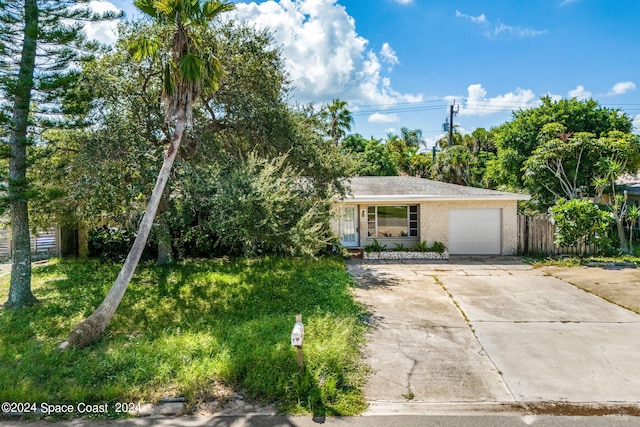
[321,98,353,145]
[432,145,472,186]
[400,127,422,149]
[61,0,234,349]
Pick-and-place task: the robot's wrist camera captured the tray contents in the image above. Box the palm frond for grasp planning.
[127,35,162,61]
[203,1,235,19]
[132,0,233,122]
[178,53,204,82]
[153,0,178,18]
[133,0,161,19]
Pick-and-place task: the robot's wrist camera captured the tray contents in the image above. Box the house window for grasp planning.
[367,205,418,238]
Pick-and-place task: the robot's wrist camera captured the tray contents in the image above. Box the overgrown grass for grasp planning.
[0,257,369,417]
[524,249,640,267]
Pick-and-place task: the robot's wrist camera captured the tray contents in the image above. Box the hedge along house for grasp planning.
[334,176,530,255]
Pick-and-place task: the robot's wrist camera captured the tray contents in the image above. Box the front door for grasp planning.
[340,206,359,247]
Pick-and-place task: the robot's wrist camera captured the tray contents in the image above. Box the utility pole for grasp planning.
[447,100,459,147]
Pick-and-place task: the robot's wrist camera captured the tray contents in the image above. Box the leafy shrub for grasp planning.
[413,241,446,253]
[413,241,429,252]
[177,153,334,257]
[88,226,135,262]
[550,198,612,254]
[319,237,352,258]
[364,239,386,254]
[88,225,156,262]
[393,243,408,251]
[431,241,446,253]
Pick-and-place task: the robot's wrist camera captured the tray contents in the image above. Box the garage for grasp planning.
[334,177,529,254]
[448,208,502,255]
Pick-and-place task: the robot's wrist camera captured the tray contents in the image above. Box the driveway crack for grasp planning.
[432,274,517,401]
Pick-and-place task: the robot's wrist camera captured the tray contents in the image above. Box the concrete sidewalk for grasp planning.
[348,257,640,414]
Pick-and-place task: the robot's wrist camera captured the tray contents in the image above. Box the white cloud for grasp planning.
[455,10,487,24]
[393,0,413,4]
[633,114,640,132]
[233,0,421,106]
[380,43,399,67]
[368,113,398,124]
[449,84,539,117]
[492,23,547,38]
[456,10,546,39]
[568,85,592,100]
[608,81,636,96]
[82,1,121,45]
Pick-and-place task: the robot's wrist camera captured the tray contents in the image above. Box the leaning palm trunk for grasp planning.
[60,113,186,350]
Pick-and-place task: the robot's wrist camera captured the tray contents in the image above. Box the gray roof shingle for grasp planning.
[340,176,530,202]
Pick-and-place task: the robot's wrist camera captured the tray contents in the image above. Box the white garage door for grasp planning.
[448,209,501,255]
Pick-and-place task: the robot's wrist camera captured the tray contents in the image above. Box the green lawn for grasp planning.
[0,257,369,417]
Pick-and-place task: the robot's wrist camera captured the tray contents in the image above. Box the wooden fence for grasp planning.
[517,215,596,256]
[0,228,61,260]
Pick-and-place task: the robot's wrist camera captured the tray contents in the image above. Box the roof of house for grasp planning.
[339,176,531,203]
[617,173,640,195]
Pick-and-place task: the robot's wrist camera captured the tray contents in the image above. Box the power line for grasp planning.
[351,102,640,117]
[352,105,448,116]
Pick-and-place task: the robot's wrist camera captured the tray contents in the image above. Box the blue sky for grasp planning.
[90,0,640,147]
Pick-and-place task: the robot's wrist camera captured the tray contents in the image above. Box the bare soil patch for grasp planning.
[541,266,640,314]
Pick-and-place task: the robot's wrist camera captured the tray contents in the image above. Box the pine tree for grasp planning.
[0,0,120,308]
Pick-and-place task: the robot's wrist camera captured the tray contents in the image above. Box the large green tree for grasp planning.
[61,0,234,349]
[523,126,600,207]
[592,131,640,252]
[0,0,119,308]
[29,22,170,235]
[522,126,640,208]
[494,96,632,190]
[35,19,349,261]
[524,126,640,251]
[341,134,397,176]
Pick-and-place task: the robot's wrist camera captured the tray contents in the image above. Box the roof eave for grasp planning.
[338,195,531,203]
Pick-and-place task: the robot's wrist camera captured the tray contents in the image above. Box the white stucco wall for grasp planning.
[334,199,519,254]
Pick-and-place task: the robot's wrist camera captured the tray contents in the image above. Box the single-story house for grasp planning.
[617,173,640,232]
[333,176,530,255]
[617,173,640,203]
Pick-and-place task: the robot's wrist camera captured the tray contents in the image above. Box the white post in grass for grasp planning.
[291,314,304,371]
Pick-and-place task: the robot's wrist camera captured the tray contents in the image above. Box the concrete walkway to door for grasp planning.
[347,257,640,414]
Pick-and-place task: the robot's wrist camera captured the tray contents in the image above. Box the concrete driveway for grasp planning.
[347,257,640,413]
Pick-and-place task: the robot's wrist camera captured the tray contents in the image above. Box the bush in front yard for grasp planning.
[550,198,612,254]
